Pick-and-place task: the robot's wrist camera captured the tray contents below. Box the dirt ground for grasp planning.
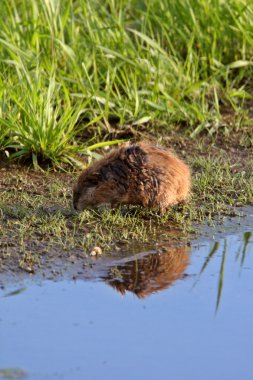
[0,134,252,286]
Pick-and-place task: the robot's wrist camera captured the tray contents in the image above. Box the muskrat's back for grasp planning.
[73,142,191,212]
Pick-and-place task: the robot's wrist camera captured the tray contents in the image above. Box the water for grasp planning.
[1,215,253,380]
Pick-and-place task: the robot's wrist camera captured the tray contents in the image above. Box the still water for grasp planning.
[1,212,253,380]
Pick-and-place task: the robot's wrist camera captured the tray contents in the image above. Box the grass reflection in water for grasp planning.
[196,231,252,312]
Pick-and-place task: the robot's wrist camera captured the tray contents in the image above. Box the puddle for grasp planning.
[1,209,253,380]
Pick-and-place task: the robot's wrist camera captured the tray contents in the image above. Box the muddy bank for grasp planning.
[0,204,252,294]
[0,138,252,288]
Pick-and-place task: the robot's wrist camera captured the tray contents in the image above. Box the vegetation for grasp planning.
[0,151,252,270]
[0,0,253,165]
[0,0,252,275]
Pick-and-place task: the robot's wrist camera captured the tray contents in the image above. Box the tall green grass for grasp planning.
[0,0,253,165]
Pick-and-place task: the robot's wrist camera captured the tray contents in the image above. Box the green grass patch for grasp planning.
[0,0,253,165]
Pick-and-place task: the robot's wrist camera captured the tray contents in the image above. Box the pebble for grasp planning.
[89,246,102,256]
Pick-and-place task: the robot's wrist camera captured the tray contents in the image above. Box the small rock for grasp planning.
[89,246,102,256]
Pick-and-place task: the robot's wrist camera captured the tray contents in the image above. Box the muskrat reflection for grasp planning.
[103,245,189,298]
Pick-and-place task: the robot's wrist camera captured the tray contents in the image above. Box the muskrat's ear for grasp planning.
[84,173,101,187]
[124,144,147,166]
[86,179,99,187]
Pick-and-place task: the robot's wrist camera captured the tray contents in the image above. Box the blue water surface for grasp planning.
[1,220,253,380]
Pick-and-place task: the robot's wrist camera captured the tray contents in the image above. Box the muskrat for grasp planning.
[73,142,191,213]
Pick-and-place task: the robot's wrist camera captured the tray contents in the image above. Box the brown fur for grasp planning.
[103,245,189,298]
[73,142,191,212]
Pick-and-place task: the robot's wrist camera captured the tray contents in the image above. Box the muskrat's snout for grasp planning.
[72,189,80,210]
[73,199,77,210]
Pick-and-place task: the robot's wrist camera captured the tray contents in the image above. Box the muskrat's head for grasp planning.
[73,167,102,210]
[73,164,123,211]
[73,143,149,211]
